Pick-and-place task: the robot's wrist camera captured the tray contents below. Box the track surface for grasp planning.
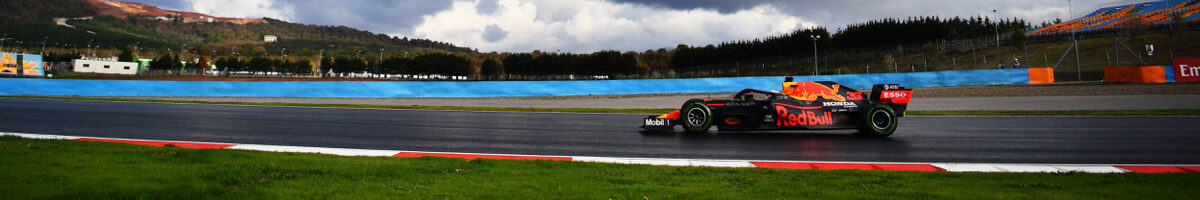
[115,95,1200,110]
[3,98,1198,164]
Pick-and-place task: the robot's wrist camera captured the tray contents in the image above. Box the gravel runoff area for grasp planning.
[113,82,1200,111]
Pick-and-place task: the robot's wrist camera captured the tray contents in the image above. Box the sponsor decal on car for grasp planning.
[822,101,857,107]
[644,118,670,126]
[775,105,834,126]
[879,90,913,104]
[785,82,847,102]
[847,91,863,101]
[725,102,758,107]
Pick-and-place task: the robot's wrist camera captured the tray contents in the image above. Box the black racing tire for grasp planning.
[857,105,898,137]
[680,102,712,134]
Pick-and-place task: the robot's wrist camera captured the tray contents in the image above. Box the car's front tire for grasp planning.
[681,102,712,134]
[857,105,897,137]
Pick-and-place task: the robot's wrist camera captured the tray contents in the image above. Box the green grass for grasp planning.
[1,136,1197,199]
[6,95,1199,116]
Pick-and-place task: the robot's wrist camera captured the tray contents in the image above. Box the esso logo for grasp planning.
[883,91,907,98]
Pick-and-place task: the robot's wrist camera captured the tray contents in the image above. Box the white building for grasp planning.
[264,35,278,43]
[72,58,139,75]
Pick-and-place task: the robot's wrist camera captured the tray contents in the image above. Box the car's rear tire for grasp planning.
[681,102,712,134]
[857,105,897,137]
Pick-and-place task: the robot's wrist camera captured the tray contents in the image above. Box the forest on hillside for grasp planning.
[670,17,1031,72]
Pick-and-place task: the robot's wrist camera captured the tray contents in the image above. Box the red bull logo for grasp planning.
[783,82,846,102]
[775,105,833,126]
[846,92,863,101]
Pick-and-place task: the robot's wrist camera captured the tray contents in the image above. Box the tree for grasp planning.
[196,56,210,72]
[481,57,502,75]
[921,42,938,71]
[117,48,134,62]
[148,53,180,71]
[1008,29,1027,50]
[320,56,335,76]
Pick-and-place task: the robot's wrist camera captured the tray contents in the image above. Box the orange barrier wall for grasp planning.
[1104,66,1166,83]
[1028,68,1054,84]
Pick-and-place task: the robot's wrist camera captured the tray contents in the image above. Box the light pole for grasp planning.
[181,43,187,60]
[318,49,324,77]
[994,9,1000,47]
[811,34,821,75]
[40,37,47,55]
[132,41,140,59]
[0,34,7,52]
[180,43,188,73]
[1070,0,1081,81]
[86,39,93,57]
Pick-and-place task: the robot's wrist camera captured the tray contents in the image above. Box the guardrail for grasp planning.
[0,69,1030,98]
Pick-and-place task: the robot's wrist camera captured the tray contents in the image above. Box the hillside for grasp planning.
[82,0,266,24]
[0,0,473,58]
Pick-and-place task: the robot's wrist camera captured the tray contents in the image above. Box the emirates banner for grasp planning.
[1174,59,1200,82]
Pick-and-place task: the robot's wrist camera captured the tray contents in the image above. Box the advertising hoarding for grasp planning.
[0,52,45,76]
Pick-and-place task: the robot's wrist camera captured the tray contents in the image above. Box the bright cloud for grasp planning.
[125,0,1116,53]
[412,0,811,53]
[183,0,295,21]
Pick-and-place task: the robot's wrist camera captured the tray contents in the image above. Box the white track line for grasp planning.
[3,132,1196,173]
[226,144,402,157]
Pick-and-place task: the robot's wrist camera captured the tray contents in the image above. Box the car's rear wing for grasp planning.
[870,84,913,116]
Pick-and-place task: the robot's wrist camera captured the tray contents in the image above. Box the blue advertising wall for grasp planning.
[0,69,1029,98]
[1165,65,1177,83]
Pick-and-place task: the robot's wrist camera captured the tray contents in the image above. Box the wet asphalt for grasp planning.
[2,97,1198,164]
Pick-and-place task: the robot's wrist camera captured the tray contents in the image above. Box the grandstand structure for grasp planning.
[1028,0,1200,36]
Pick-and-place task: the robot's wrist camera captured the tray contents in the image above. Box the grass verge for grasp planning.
[1,136,1197,199]
[5,95,1199,116]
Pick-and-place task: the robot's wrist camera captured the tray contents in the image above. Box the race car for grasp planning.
[641,77,913,137]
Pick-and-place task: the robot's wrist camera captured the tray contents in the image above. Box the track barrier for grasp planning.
[1028,68,1055,84]
[1104,66,1167,83]
[1173,59,1200,82]
[1,69,1030,98]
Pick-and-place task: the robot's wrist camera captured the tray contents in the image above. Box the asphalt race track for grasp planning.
[2,98,1198,164]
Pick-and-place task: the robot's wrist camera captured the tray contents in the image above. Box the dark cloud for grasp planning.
[284,0,453,34]
[481,24,507,42]
[117,0,1116,52]
[121,0,453,35]
[608,0,777,13]
[476,0,501,15]
[609,0,1108,29]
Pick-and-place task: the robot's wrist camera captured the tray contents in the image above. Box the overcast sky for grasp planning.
[123,0,1114,53]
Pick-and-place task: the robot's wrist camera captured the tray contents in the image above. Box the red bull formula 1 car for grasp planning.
[641,77,913,137]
